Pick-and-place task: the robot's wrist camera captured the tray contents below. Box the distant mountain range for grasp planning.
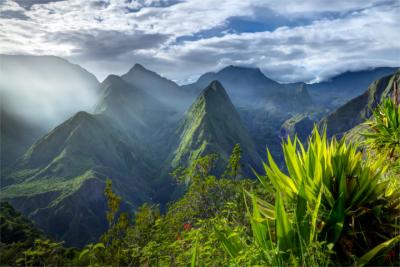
[1,54,398,246]
[307,67,398,110]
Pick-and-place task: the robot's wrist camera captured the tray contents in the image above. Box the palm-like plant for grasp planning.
[217,128,400,266]
[362,98,400,160]
[263,129,399,263]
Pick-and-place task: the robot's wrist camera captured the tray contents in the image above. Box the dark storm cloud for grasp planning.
[49,29,171,60]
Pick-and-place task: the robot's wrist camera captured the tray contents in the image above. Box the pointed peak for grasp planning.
[127,63,149,73]
[208,80,224,91]
[133,63,146,70]
[202,80,228,99]
[194,80,234,110]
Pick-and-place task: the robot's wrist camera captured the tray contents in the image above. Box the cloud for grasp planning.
[0,0,399,83]
[49,29,170,60]
[13,0,65,9]
[0,9,28,19]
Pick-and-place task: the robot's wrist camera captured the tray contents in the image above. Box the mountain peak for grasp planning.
[200,80,232,108]
[127,63,147,73]
[170,80,261,176]
[204,80,225,94]
[121,64,191,111]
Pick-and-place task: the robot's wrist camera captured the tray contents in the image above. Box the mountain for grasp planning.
[95,75,179,139]
[0,55,100,168]
[308,67,398,110]
[169,81,261,176]
[183,65,313,111]
[4,60,396,248]
[183,66,315,164]
[280,113,315,142]
[1,111,155,246]
[319,70,399,137]
[0,75,178,246]
[0,77,264,246]
[121,64,192,111]
[0,107,45,169]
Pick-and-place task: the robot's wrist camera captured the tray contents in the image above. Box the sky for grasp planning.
[0,0,399,84]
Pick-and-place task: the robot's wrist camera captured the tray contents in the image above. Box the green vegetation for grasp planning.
[1,97,399,266]
[218,127,399,266]
[363,97,400,161]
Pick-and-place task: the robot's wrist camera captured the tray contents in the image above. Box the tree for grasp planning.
[101,179,130,265]
[171,154,219,185]
[224,144,242,180]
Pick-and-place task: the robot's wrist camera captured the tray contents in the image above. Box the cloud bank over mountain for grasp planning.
[0,0,399,83]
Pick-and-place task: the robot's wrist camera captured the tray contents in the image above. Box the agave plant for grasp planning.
[217,128,400,266]
[264,129,399,262]
[362,97,400,161]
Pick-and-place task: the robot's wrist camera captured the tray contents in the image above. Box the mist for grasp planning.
[0,55,99,131]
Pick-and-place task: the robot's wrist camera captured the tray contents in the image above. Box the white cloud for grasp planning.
[0,0,399,82]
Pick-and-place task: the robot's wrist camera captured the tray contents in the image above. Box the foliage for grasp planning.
[171,154,219,185]
[223,143,242,179]
[0,202,45,266]
[217,127,400,266]
[363,97,400,161]
[4,112,399,266]
[99,179,130,265]
[79,242,105,267]
[16,239,68,267]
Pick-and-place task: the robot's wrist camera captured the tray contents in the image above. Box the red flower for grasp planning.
[183,223,192,231]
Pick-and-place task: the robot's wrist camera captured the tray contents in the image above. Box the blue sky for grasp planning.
[0,0,399,83]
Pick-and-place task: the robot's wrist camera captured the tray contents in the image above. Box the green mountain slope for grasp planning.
[1,110,155,246]
[319,70,399,137]
[169,81,261,176]
[0,75,180,246]
[182,66,315,165]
